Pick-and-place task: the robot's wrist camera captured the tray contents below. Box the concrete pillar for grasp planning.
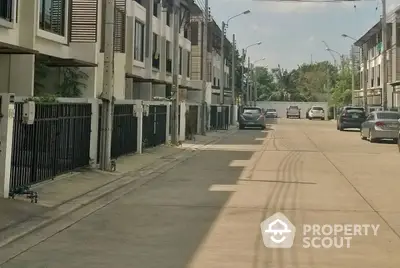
[89,99,99,167]
[166,103,171,143]
[179,101,186,141]
[134,100,144,154]
[0,94,15,198]
[0,55,35,96]
[232,104,238,125]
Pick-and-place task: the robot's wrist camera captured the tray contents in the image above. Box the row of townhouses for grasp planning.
[0,0,233,105]
[354,5,400,108]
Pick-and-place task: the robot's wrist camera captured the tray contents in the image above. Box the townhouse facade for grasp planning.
[354,5,400,108]
[0,0,198,100]
[187,3,232,105]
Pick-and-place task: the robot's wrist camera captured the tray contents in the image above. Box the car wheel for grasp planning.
[321,118,324,120]
[239,124,245,130]
[398,137,400,153]
[339,124,344,131]
[336,124,339,130]
[261,125,266,130]
[368,129,377,143]
[360,130,366,140]
[393,138,398,144]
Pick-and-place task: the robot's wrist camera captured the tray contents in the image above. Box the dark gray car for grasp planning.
[239,107,266,130]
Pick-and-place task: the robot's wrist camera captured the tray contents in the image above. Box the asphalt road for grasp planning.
[1,118,400,268]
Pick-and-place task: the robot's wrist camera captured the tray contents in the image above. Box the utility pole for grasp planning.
[170,0,180,144]
[231,34,236,123]
[381,0,388,110]
[241,49,245,106]
[99,0,115,171]
[362,43,368,111]
[246,56,250,106]
[200,0,208,135]
[351,46,355,106]
[252,64,256,106]
[220,22,226,106]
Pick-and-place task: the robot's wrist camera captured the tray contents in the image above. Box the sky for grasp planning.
[203,0,399,70]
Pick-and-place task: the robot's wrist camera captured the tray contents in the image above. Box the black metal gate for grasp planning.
[210,105,229,130]
[10,103,92,190]
[187,105,198,136]
[143,105,167,148]
[97,104,138,161]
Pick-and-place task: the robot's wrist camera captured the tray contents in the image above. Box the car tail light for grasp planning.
[375,121,384,127]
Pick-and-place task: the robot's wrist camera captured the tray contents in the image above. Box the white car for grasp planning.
[308,106,325,120]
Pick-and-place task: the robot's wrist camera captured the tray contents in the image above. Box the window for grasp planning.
[166,40,172,73]
[190,22,198,45]
[179,47,182,75]
[152,33,159,69]
[134,20,145,62]
[0,0,13,22]
[153,2,158,17]
[39,0,66,36]
[243,108,261,114]
[166,9,171,26]
[187,51,191,77]
[376,112,400,120]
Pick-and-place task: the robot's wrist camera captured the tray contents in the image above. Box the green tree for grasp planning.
[331,60,352,106]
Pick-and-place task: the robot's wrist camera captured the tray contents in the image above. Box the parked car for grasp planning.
[337,108,366,131]
[308,106,325,120]
[265,108,278,118]
[336,106,365,131]
[286,105,301,119]
[239,107,266,130]
[360,111,400,143]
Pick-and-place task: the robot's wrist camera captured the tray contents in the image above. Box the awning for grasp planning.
[390,81,400,87]
[0,41,38,54]
[36,54,97,67]
[126,73,171,84]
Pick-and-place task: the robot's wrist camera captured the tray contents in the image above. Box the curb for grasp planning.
[0,128,237,249]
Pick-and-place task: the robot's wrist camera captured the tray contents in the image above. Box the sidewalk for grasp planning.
[0,128,236,246]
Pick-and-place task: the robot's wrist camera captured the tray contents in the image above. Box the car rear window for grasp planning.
[346,109,365,115]
[312,107,324,111]
[266,109,276,112]
[243,108,261,114]
[344,107,364,112]
[376,112,400,120]
[289,106,299,109]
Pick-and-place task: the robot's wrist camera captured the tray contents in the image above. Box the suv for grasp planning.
[239,107,266,130]
[308,106,325,120]
[265,108,278,118]
[337,106,366,131]
[286,105,301,119]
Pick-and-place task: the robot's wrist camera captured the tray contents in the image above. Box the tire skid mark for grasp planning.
[252,147,296,268]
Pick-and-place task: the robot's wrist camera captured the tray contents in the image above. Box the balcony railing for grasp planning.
[69,0,98,43]
[153,52,160,69]
[166,59,172,73]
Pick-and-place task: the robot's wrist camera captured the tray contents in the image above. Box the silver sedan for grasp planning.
[360,111,400,143]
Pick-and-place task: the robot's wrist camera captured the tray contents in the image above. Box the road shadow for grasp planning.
[343,129,360,133]
[0,130,271,268]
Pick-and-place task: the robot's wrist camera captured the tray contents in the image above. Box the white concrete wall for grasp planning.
[257,101,329,119]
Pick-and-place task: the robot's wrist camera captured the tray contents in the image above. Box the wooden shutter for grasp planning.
[69,0,98,43]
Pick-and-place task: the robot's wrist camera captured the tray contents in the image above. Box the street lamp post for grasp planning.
[219,10,250,121]
[342,33,368,111]
[241,41,262,106]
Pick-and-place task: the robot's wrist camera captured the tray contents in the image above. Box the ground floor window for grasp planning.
[39,0,66,36]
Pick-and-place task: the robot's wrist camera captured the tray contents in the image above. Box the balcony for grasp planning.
[0,0,13,22]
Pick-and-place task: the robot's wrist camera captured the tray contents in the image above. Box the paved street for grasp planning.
[1,118,400,267]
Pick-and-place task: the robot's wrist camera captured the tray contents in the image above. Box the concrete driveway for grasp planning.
[1,119,400,268]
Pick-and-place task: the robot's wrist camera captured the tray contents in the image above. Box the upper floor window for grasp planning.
[190,22,198,45]
[0,0,13,22]
[166,9,171,26]
[153,2,158,17]
[39,0,66,36]
[187,51,190,77]
[153,33,159,69]
[134,20,145,62]
[179,47,182,75]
